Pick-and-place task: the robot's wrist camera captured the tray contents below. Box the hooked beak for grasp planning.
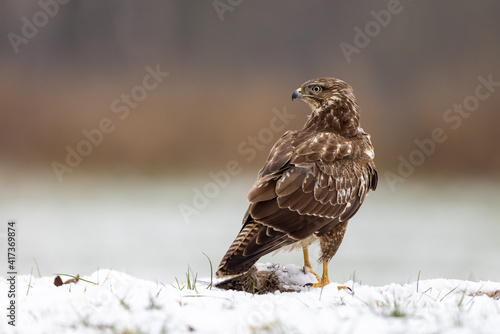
[291,88,303,101]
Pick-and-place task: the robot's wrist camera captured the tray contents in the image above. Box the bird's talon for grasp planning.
[312,280,330,288]
[337,285,352,292]
[303,266,321,283]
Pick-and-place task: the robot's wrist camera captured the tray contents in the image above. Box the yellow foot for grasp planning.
[337,285,352,292]
[303,265,321,283]
[312,276,330,288]
[312,261,330,288]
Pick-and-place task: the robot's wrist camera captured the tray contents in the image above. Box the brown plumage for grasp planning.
[216,78,377,287]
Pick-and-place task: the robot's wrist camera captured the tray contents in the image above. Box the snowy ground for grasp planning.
[2,264,500,334]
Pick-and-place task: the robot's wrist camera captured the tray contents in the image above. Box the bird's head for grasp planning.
[291,77,355,111]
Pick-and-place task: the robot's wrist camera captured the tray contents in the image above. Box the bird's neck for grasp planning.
[303,99,360,137]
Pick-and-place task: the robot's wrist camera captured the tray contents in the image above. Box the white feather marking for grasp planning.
[323,96,341,109]
[360,176,366,186]
[364,148,375,159]
[338,189,348,204]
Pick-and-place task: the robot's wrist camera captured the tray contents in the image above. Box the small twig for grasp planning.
[54,273,97,285]
[26,267,34,296]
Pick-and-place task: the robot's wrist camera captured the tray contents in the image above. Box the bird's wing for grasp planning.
[258,130,295,178]
[247,132,377,239]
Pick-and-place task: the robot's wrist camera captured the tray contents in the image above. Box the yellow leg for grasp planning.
[302,247,321,282]
[302,246,312,268]
[313,261,331,288]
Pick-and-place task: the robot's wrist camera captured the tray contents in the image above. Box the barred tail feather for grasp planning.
[216,222,261,278]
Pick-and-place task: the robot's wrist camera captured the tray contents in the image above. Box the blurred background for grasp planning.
[1,1,499,285]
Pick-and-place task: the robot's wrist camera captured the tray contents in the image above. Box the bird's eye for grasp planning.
[311,85,322,93]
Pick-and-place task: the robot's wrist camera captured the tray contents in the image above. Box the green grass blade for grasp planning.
[202,252,213,290]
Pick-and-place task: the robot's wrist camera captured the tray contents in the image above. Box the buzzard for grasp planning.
[216,78,377,287]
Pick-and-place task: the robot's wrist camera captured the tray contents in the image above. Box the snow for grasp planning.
[2,264,500,334]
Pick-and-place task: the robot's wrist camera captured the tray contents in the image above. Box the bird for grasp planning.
[216,77,377,288]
